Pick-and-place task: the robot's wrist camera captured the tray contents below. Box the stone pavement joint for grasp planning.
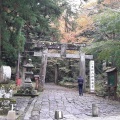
[24,97,38,120]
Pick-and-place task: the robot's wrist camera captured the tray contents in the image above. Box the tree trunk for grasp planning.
[0,0,2,63]
[22,57,27,85]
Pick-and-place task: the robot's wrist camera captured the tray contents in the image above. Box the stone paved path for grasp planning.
[22,83,120,120]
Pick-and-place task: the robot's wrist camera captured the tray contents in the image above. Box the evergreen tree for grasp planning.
[0,0,62,66]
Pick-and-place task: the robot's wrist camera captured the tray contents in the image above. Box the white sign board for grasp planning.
[89,60,95,93]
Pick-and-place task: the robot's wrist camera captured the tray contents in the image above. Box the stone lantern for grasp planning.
[23,59,34,88]
[15,59,38,96]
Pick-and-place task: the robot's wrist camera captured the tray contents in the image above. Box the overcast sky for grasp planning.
[68,0,82,7]
[67,0,97,12]
[68,0,97,6]
[67,0,85,12]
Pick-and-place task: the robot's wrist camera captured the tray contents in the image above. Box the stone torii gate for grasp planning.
[33,42,93,92]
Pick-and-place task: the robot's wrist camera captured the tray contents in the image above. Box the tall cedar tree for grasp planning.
[0,0,61,66]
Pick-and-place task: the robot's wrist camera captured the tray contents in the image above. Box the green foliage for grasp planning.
[117,83,120,98]
[45,58,79,83]
[97,0,104,4]
[95,80,108,97]
[62,77,74,83]
[84,9,120,70]
[84,40,120,70]
[59,67,71,73]
[93,9,120,41]
[1,0,62,66]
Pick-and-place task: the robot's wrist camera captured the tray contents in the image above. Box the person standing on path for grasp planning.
[78,76,84,96]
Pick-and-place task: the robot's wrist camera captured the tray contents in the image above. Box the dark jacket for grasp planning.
[78,76,84,85]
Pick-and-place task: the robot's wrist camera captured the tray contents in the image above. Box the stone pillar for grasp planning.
[39,49,48,92]
[61,44,67,58]
[79,52,86,92]
[92,104,98,117]
[55,110,63,119]
[89,60,95,93]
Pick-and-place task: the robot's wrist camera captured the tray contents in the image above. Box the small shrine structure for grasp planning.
[106,67,117,99]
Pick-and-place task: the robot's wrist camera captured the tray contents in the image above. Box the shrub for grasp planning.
[61,77,75,83]
[117,83,120,98]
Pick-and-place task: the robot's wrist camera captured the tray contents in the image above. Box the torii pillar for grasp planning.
[38,49,48,92]
[79,52,86,92]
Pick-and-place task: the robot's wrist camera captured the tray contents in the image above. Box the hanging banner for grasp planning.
[89,60,95,93]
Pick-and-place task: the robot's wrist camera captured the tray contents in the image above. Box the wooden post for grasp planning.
[0,67,1,82]
[22,59,26,84]
[79,52,86,92]
[39,62,44,91]
[34,75,40,90]
[0,0,2,61]
[38,49,48,92]
[55,64,59,84]
[16,52,20,79]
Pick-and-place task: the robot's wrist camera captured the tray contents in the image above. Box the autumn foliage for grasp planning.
[103,0,119,4]
[58,1,95,44]
[58,0,118,44]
